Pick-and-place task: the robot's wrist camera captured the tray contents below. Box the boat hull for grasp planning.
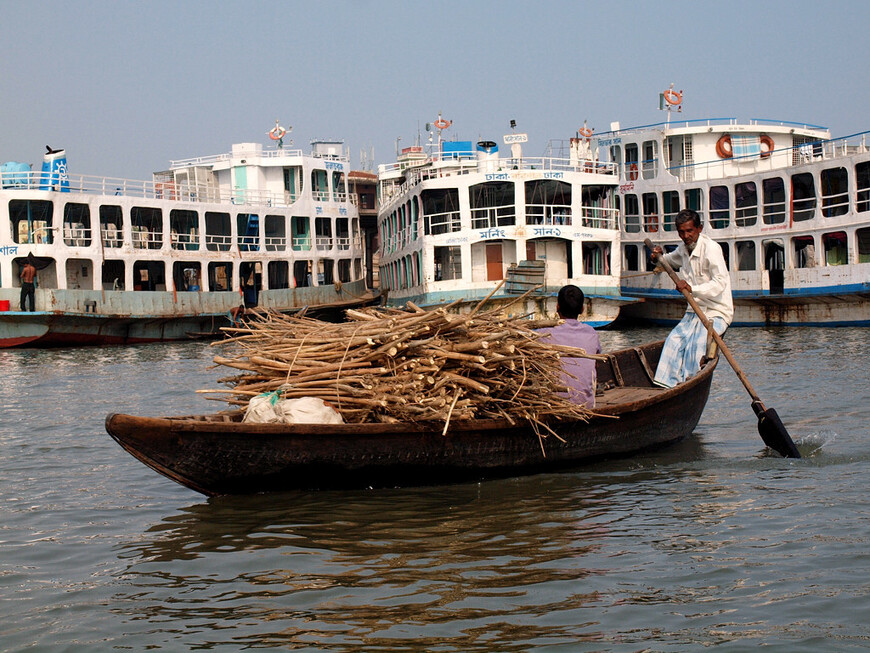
[105,342,717,495]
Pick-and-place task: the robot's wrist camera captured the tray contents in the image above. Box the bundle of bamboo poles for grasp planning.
[201,297,603,432]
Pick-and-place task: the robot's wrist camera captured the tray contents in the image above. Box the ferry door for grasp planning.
[764,240,785,295]
[486,243,503,281]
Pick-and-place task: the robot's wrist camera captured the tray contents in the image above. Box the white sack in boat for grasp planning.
[276,397,344,425]
[243,393,282,423]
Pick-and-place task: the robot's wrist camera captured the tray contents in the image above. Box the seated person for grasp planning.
[536,285,602,407]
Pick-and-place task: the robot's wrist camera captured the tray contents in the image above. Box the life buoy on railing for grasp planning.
[578,127,593,138]
[760,134,774,158]
[664,89,682,106]
[646,215,659,232]
[628,163,638,181]
[269,126,286,141]
[434,118,451,130]
[716,135,733,158]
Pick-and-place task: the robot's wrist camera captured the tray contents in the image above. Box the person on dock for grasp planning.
[651,209,733,387]
[228,304,246,327]
[537,284,601,407]
[19,259,37,312]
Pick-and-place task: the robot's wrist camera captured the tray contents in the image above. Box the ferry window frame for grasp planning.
[433,245,462,282]
[169,208,199,251]
[623,194,640,233]
[291,216,311,251]
[734,181,758,228]
[641,140,657,180]
[709,186,730,229]
[10,199,54,244]
[99,205,123,248]
[469,180,516,229]
[857,227,870,263]
[662,191,679,232]
[624,244,639,272]
[822,231,848,266]
[642,193,659,233]
[791,172,816,222]
[131,206,163,250]
[267,261,291,289]
[101,259,125,291]
[735,240,756,271]
[792,235,817,268]
[624,143,639,182]
[762,178,786,225]
[172,261,202,291]
[582,241,611,276]
[133,260,165,291]
[237,213,260,252]
[421,188,460,236]
[718,242,730,270]
[63,202,92,247]
[763,239,785,271]
[264,214,286,252]
[205,212,231,252]
[525,179,571,226]
[208,262,233,291]
[856,161,870,213]
[293,260,312,287]
[820,166,849,217]
[684,188,704,224]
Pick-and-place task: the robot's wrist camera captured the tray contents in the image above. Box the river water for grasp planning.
[1,327,868,651]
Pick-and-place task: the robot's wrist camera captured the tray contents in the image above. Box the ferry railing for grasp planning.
[763,204,788,225]
[170,231,200,250]
[426,211,462,236]
[63,224,91,247]
[206,234,233,251]
[291,236,312,251]
[525,204,571,225]
[315,236,333,251]
[470,205,516,230]
[336,236,351,250]
[100,226,123,248]
[131,226,162,249]
[580,206,620,230]
[265,236,287,251]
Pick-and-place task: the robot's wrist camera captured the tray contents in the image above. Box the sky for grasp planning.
[2,0,869,181]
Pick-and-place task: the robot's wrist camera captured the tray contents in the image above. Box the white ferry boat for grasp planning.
[606,89,870,326]
[376,118,634,326]
[0,131,370,347]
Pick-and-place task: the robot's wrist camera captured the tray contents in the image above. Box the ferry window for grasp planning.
[208,262,233,291]
[792,236,817,268]
[317,259,334,285]
[101,259,124,291]
[735,241,756,271]
[240,262,261,305]
[205,212,231,252]
[173,262,202,291]
[624,244,639,272]
[709,186,730,229]
[764,240,785,270]
[581,184,613,228]
[822,231,847,266]
[623,194,640,233]
[525,179,571,225]
[315,217,333,250]
[470,181,515,229]
[131,207,163,249]
[355,258,363,281]
[421,188,460,235]
[434,246,462,281]
[820,166,849,217]
[283,166,303,202]
[170,209,199,251]
[684,188,704,223]
[10,199,54,244]
[267,261,291,289]
[624,143,639,181]
[63,203,91,247]
[237,214,259,251]
[99,205,123,248]
[65,258,94,290]
[332,171,347,202]
[264,215,286,252]
[293,260,312,287]
[857,227,870,263]
[762,178,786,224]
[642,193,659,233]
[337,259,352,283]
[291,216,311,251]
[582,241,611,275]
[311,170,329,202]
[609,145,622,169]
[735,182,758,227]
[133,260,165,291]
[856,162,870,213]
[662,191,679,232]
[718,242,730,270]
[336,218,350,251]
[641,140,657,179]
[791,172,816,222]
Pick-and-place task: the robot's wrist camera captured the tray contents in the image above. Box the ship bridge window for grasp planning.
[237,213,260,251]
[470,181,515,229]
[131,207,163,249]
[642,193,659,233]
[582,241,611,275]
[525,179,571,225]
[283,166,302,203]
[641,140,657,179]
[623,194,640,233]
[332,171,347,202]
[205,212,231,251]
[291,216,311,250]
[10,199,54,244]
[709,186,730,229]
[856,162,870,213]
[63,203,91,247]
[821,166,849,217]
[762,178,786,224]
[294,260,312,287]
[133,260,165,291]
[822,231,847,266]
[264,215,286,251]
[100,205,122,248]
[662,191,679,232]
[170,209,199,251]
[624,143,639,181]
[857,227,870,263]
[208,262,233,291]
[101,259,124,291]
[422,188,460,235]
[173,262,202,291]
[315,217,333,250]
[791,172,816,222]
[735,182,758,227]
[268,261,291,289]
[581,185,616,229]
[434,246,462,281]
[311,170,329,202]
[684,188,704,223]
[735,241,756,271]
[792,236,817,268]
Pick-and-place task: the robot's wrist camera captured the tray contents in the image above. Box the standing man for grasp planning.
[536,284,602,407]
[652,209,733,387]
[20,258,37,312]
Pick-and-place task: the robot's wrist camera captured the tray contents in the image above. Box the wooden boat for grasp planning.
[105,340,717,496]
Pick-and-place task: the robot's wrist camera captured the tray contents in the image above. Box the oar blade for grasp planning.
[757,407,801,458]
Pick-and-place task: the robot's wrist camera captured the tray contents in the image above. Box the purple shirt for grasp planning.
[536,319,602,407]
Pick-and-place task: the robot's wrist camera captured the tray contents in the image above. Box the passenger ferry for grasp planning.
[607,88,870,326]
[0,129,370,347]
[376,117,633,326]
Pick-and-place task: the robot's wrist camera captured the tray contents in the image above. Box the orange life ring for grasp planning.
[716,135,733,158]
[760,134,774,158]
[434,119,451,130]
[578,127,593,138]
[664,89,682,106]
[269,126,286,141]
[628,163,638,181]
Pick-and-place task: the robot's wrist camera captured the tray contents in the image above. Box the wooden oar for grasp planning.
[645,238,800,458]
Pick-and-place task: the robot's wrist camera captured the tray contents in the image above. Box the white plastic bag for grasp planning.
[277,397,344,424]
[242,392,282,423]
